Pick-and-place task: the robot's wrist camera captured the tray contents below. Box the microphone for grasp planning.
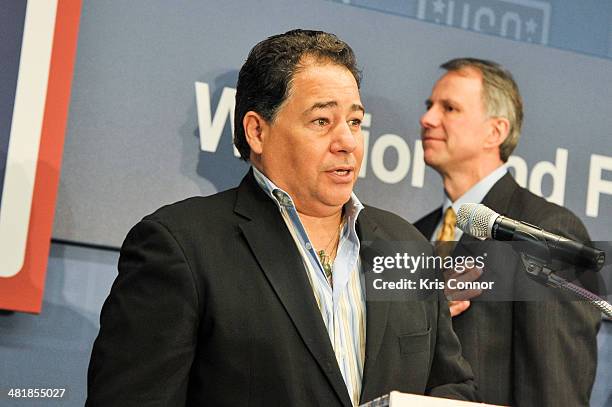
[456,203,605,270]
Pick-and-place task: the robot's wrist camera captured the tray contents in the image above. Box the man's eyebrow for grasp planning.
[303,101,365,115]
[304,101,337,115]
[425,98,456,107]
[351,103,365,114]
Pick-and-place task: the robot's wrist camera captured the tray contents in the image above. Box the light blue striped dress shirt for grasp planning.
[252,166,366,406]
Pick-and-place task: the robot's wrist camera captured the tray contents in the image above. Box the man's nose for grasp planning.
[420,106,440,129]
[331,121,358,153]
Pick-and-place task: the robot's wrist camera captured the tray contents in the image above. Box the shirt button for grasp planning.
[305,242,312,250]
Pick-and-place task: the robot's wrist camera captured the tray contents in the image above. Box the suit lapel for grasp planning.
[234,172,353,407]
[481,172,518,215]
[357,212,391,397]
[415,207,443,240]
[454,173,518,246]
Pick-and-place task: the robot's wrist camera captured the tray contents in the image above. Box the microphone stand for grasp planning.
[510,227,612,317]
[519,253,612,318]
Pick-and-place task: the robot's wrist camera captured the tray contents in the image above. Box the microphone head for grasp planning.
[457,203,499,240]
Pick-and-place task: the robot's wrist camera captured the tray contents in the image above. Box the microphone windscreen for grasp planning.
[457,203,498,239]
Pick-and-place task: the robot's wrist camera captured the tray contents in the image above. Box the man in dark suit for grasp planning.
[87,30,477,406]
[415,58,601,406]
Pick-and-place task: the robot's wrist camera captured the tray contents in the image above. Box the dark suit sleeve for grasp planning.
[426,290,480,401]
[512,211,601,407]
[87,219,201,407]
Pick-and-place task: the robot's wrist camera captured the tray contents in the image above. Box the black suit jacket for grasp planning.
[415,173,601,407]
[87,171,477,406]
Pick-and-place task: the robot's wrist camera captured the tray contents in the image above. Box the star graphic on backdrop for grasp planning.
[432,0,446,15]
[525,18,538,34]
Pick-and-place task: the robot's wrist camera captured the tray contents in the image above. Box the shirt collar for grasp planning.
[442,164,508,213]
[251,165,364,224]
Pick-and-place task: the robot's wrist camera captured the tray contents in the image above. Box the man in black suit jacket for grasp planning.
[87,30,477,406]
[415,58,600,406]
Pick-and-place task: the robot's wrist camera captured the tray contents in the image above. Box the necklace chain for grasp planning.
[317,215,345,285]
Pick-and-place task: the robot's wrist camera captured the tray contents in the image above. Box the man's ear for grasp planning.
[485,117,510,149]
[243,111,267,155]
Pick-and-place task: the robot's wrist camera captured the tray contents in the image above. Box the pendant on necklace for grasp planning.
[318,250,333,282]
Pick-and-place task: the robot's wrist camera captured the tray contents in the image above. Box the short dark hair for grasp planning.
[441,58,523,162]
[233,29,361,161]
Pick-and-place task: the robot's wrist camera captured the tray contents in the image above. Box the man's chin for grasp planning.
[423,154,444,171]
[321,191,354,209]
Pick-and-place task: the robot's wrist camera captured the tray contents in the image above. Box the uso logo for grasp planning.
[416,0,551,44]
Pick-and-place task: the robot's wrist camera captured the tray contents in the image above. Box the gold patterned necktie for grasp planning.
[436,207,457,241]
[435,207,457,257]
